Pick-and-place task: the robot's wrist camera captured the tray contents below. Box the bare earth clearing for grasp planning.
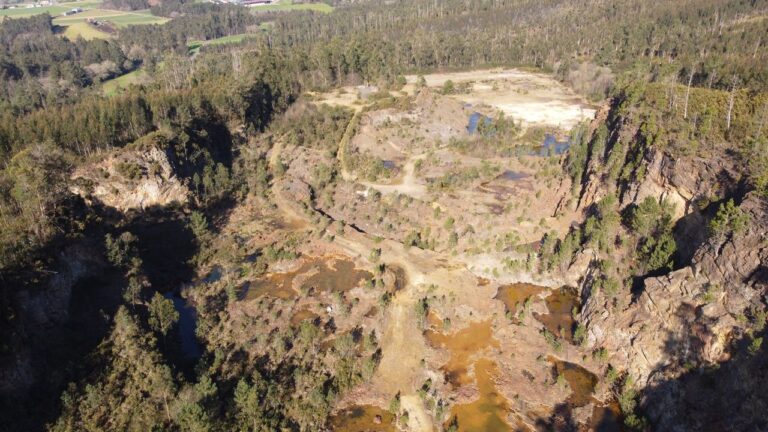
[404,69,597,130]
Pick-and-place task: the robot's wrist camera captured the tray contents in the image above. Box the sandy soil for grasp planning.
[404,68,597,130]
[360,154,428,199]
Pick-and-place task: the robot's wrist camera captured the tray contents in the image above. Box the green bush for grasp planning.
[709,199,750,238]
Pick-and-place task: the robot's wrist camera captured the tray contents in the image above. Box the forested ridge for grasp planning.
[0,0,767,431]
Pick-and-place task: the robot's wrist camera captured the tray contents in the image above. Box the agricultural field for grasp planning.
[0,0,101,18]
[60,20,109,39]
[53,8,167,29]
[1,1,167,40]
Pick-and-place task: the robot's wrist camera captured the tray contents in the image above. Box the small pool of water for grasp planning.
[390,265,407,292]
[467,112,493,134]
[541,134,570,155]
[424,320,499,387]
[382,160,396,170]
[165,292,202,360]
[244,257,373,301]
[203,266,223,284]
[590,401,623,432]
[548,356,598,407]
[329,405,395,432]
[447,358,513,432]
[534,286,578,342]
[494,283,545,315]
[498,170,529,181]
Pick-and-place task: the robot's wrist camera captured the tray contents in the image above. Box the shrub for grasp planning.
[709,199,750,238]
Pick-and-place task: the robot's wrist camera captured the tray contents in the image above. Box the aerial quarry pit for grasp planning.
[4,2,768,431]
[217,68,609,431]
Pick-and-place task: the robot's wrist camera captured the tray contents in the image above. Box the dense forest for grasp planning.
[0,0,767,431]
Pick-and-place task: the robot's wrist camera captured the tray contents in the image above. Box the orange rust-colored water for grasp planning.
[548,356,598,407]
[535,286,578,342]
[589,401,623,432]
[245,257,372,300]
[494,283,546,314]
[424,320,500,387]
[329,404,395,432]
[446,358,513,432]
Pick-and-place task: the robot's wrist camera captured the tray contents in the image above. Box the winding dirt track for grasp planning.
[271,135,441,431]
[359,153,428,200]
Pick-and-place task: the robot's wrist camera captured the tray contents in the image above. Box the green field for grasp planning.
[1,1,167,32]
[188,33,260,53]
[102,68,149,96]
[53,8,167,28]
[0,1,102,18]
[61,21,110,39]
[249,0,333,14]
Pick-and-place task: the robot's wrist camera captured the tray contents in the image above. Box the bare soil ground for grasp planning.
[403,68,598,130]
[200,69,612,431]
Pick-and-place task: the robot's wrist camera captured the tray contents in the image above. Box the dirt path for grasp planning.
[338,111,362,182]
[360,153,428,200]
[268,139,284,169]
[266,135,438,431]
[268,140,309,229]
[332,234,435,431]
[401,394,433,432]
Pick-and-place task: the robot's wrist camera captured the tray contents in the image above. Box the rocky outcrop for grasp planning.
[581,193,767,387]
[622,149,742,221]
[70,144,189,212]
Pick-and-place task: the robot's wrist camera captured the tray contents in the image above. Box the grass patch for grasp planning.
[188,33,258,53]
[61,21,111,39]
[0,1,101,18]
[53,9,167,28]
[249,0,333,14]
[102,68,149,96]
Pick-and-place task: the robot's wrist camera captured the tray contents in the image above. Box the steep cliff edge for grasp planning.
[70,135,191,212]
[582,194,767,384]
[563,82,768,429]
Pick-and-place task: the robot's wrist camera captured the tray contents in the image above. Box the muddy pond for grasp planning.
[424,320,500,387]
[534,286,578,342]
[329,404,395,432]
[242,257,372,301]
[548,356,598,407]
[494,283,545,316]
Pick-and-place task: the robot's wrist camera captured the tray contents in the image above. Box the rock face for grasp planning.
[621,149,741,221]
[581,193,767,387]
[70,144,189,212]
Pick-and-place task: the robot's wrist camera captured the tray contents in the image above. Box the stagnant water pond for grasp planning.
[534,286,579,342]
[424,320,499,387]
[329,404,396,432]
[242,257,373,301]
[165,291,202,360]
[447,358,513,432]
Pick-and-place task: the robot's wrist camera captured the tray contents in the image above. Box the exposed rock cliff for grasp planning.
[70,143,189,212]
[580,193,767,423]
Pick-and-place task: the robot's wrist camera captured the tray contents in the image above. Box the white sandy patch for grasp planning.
[405,68,598,130]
